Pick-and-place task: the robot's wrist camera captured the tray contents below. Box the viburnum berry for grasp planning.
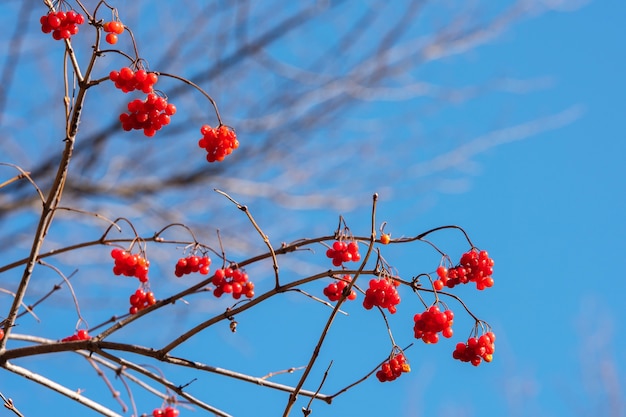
[175,254,211,277]
[103,20,124,45]
[61,329,90,342]
[119,92,176,137]
[110,248,150,282]
[152,406,179,417]
[0,329,4,340]
[105,33,118,45]
[325,240,361,267]
[212,267,254,299]
[129,287,156,315]
[376,352,410,382]
[453,331,496,366]
[40,10,85,40]
[380,233,391,245]
[323,275,357,302]
[198,125,239,162]
[413,305,454,344]
[362,277,401,314]
[110,67,159,93]
[433,249,494,290]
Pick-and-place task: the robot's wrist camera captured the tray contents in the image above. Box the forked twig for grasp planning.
[215,189,281,287]
[0,391,25,417]
[282,193,379,417]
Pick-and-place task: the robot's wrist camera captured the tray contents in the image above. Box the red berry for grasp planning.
[363,278,400,313]
[105,33,118,44]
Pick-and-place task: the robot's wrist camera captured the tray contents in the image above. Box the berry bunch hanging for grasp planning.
[152,406,179,417]
[60,329,90,342]
[413,305,454,344]
[109,67,159,93]
[376,352,410,382]
[198,125,239,163]
[212,267,255,299]
[325,240,361,267]
[175,254,211,277]
[111,248,150,282]
[433,249,494,291]
[323,275,357,302]
[129,288,156,315]
[40,10,85,40]
[119,93,177,137]
[453,332,496,366]
[362,277,401,314]
[103,20,124,45]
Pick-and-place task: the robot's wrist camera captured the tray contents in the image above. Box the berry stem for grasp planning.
[157,72,223,125]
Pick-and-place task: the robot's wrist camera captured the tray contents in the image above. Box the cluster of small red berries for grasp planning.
[119,93,177,137]
[323,275,357,302]
[40,10,85,40]
[453,332,496,366]
[198,125,239,163]
[61,329,90,342]
[363,277,401,314]
[103,21,124,44]
[212,268,255,299]
[175,254,211,277]
[325,240,361,267]
[111,248,150,282]
[152,406,179,417]
[433,249,494,291]
[413,305,454,344]
[376,352,410,382]
[129,288,156,315]
[109,67,159,94]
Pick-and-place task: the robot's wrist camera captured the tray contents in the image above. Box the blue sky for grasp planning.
[1,1,625,416]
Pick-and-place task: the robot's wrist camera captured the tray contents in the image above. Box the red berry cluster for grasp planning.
[212,268,255,299]
[129,288,156,315]
[152,406,179,417]
[0,329,4,340]
[376,352,410,382]
[363,277,401,314]
[198,125,239,163]
[103,21,124,44]
[109,67,159,93]
[61,329,90,342]
[433,249,494,291]
[175,254,211,277]
[323,275,357,302]
[453,332,496,366]
[119,93,177,137]
[111,248,150,282]
[40,10,85,40]
[325,240,361,267]
[413,305,454,344]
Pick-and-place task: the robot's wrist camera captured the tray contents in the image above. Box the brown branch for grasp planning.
[282,193,379,417]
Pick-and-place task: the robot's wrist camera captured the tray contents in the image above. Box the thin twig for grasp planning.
[215,189,281,287]
[303,361,333,415]
[0,391,25,417]
[86,357,128,413]
[3,361,123,417]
